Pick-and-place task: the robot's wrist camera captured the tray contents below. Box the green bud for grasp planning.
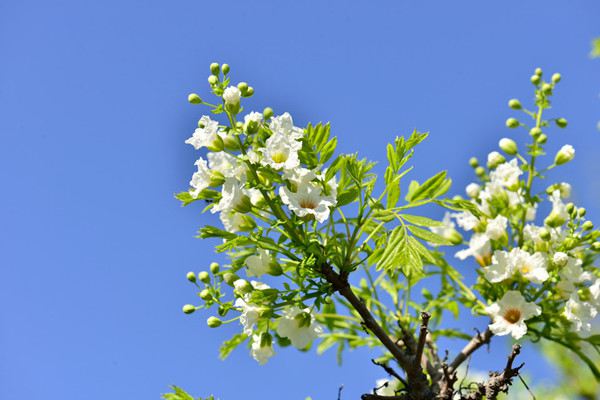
[209,171,225,187]
[508,99,522,110]
[237,81,249,93]
[529,127,542,138]
[535,67,543,76]
[217,305,229,317]
[238,215,257,232]
[537,133,548,144]
[506,118,519,128]
[475,166,486,177]
[258,332,273,348]
[188,93,202,104]
[551,73,561,83]
[221,63,230,74]
[206,135,224,152]
[210,63,220,75]
[591,242,600,251]
[487,152,506,169]
[539,228,551,241]
[554,145,575,165]
[563,237,578,250]
[545,211,566,228]
[541,83,552,94]
[233,195,252,214]
[263,107,274,120]
[566,203,575,215]
[267,262,283,276]
[198,271,210,284]
[210,262,220,274]
[582,221,594,231]
[530,74,541,85]
[446,229,464,246]
[182,304,196,314]
[245,87,254,97]
[208,75,218,85]
[186,271,197,283]
[199,289,212,300]
[294,312,312,328]
[578,208,587,217]
[498,138,518,155]
[556,118,568,128]
[223,272,239,286]
[245,119,259,135]
[469,157,479,168]
[207,316,222,328]
[233,278,253,294]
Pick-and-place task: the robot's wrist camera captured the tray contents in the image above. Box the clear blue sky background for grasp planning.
[1,1,599,399]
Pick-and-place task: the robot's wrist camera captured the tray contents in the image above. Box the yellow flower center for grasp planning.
[520,263,530,274]
[503,308,522,324]
[272,152,288,164]
[299,198,318,209]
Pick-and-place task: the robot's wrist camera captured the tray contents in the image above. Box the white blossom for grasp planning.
[246,248,275,277]
[454,211,479,231]
[269,112,303,140]
[234,296,261,336]
[251,333,275,365]
[185,116,220,150]
[546,189,568,226]
[276,307,322,349]
[483,250,512,283]
[564,294,597,334]
[553,252,569,268]
[430,213,459,242]
[279,182,335,223]
[212,178,250,214]
[208,151,246,180]
[465,183,481,198]
[219,210,248,233]
[189,158,212,198]
[486,290,541,339]
[489,159,522,189]
[244,111,263,124]
[485,215,508,240]
[375,379,400,396]
[455,233,491,265]
[223,86,241,105]
[510,248,549,284]
[260,132,302,170]
[557,256,592,295]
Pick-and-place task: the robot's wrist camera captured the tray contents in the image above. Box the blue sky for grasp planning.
[1,1,599,399]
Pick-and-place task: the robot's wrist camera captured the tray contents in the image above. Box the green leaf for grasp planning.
[336,187,360,207]
[219,333,248,360]
[175,191,199,206]
[162,386,195,400]
[198,226,238,240]
[591,37,600,58]
[438,199,484,218]
[401,214,443,228]
[320,137,337,164]
[324,155,344,182]
[408,225,452,245]
[405,171,449,202]
[377,226,406,271]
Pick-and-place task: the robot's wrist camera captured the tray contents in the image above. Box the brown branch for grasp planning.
[361,395,406,400]
[415,312,431,369]
[320,263,432,399]
[371,359,408,387]
[448,328,493,374]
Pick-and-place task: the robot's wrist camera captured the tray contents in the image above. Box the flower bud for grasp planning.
[221,63,230,74]
[582,221,594,231]
[237,82,249,93]
[209,171,225,187]
[188,93,202,104]
[294,312,312,328]
[539,228,551,241]
[499,138,518,155]
[535,67,543,76]
[205,135,224,152]
[263,107,274,120]
[233,195,252,214]
[475,166,486,177]
[223,272,239,286]
[553,252,569,267]
[506,118,519,128]
[565,202,575,214]
[182,304,196,314]
[537,133,548,144]
[541,83,553,94]
[508,99,522,110]
[210,62,220,75]
[551,73,561,83]
[199,289,212,300]
[223,86,241,105]
[207,316,222,328]
[258,331,273,347]
[245,87,254,97]
[186,271,197,283]
[465,183,481,198]
[554,144,575,165]
[208,75,218,85]
[530,74,541,85]
[545,212,566,228]
[238,215,257,232]
[233,279,253,294]
[563,237,578,250]
[198,271,210,283]
[210,262,220,274]
[222,135,241,151]
[469,157,479,168]
[578,208,587,217]
[446,229,464,246]
[592,242,600,251]
[487,151,506,169]
[555,118,568,128]
[529,127,542,138]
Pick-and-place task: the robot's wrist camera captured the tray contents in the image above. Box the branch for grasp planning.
[414,312,431,369]
[361,395,406,400]
[448,328,493,374]
[371,359,407,387]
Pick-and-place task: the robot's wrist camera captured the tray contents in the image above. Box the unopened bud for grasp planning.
[465,183,481,198]
[499,138,518,155]
[210,63,220,75]
[563,237,578,250]
[582,221,594,231]
[487,151,506,169]
[210,262,220,274]
[554,145,575,165]
[245,87,254,96]
[556,118,568,128]
[592,242,600,251]
[469,157,479,168]
[233,195,252,214]
[506,118,519,128]
[223,272,239,286]
[475,166,486,177]
[208,75,218,85]
[539,228,551,241]
[263,107,274,120]
[508,99,522,110]
[198,271,210,284]
[188,93,202,104]
[551,73,561,83]
[182,304,196,314]
[541,83,552,94]
[221,63,230,74]
[186,271,197,283]
[537,133,548,144]
[535,67,543,76]
[199,289,212,300]
[446,229,464,246]
[233,279,252,294]
[530,74,541,85]
[566,203,575,214]
[578,208,587,217]
[529,127,542,138]
[237,82,249,93]
[207,316,222,328]
[553,252,569,267]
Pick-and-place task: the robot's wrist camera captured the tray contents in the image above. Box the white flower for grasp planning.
[269,112,303,140]
[212,178,250,214]
[511,249,549,284]
[465,183,481,198]
[490,159,522,189]
[223,86,241,105]
[487,151,505,168]
[483,250,512,283]
[485,215,507,240]
[553,252,569,268]
[208,152,246,180]
[375,379,400,396]
[260,132,302,170]
[525,203,537,221]
[234,296,261,336]
[283,167,317,187]
[455,233,491,266]
[246,249,275,277]
[486,290,541,339]
[279,182,334,223]
[430,212,460,242]
[564,294,597,334]
[189,158,212,198]
[185,116,220,150]
[454,211,479,231]
[557,256,592,295]
[244,111,263,124]
[591,279,600,308]
[557,182,571,198]
[220,210,248,233]
[555,144,575,165]
[276,306,322,349]
[251,333,275,365]
[546,190,568,227]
